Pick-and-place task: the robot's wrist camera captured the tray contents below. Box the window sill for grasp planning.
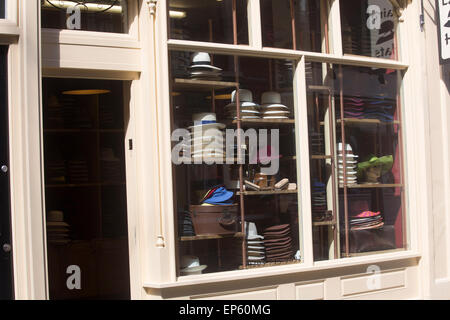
[144,250,421,289]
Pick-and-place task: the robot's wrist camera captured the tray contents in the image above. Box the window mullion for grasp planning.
[247,0,262,49]
[328,0,343,56]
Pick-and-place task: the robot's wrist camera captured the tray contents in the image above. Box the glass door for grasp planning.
[42,78,131,300]
[0,45,13,300]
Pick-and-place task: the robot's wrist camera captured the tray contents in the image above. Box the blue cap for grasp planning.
[203,187,234,205]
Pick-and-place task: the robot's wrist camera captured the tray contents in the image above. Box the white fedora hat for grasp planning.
[190,113,226,130]
[189,52,222,71]
[180,255,207,275]
[246,222,264,240]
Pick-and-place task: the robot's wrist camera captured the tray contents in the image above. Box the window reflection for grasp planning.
[341,0,398,59]
[168,0,248,45]
[307,63,406,260]
[41,0,128,33]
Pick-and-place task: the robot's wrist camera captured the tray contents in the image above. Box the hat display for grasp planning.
[225,89,261,120]
[245,222,266,265]
[46,210,71,245]
[263,224,294,262]
[201,185,234,205]
[188,113,225,159]
[180,255,207,275]
[260,92,291,120]
[337,143,359,185]
[357,155,393,183]
[311,180,330,222]
[188,52,222,81]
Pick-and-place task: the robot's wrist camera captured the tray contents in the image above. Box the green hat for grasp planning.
[357,155,394,179]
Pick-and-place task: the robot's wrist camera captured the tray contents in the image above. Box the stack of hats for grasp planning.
[188,52,222,81]
[244,222,266,265]
[179,211,195,237]
[260,92,291,120]
[311,180,329,221]
[67,159,89,183]
[46,95,64,128]
[99,104,115,128]
[305,61,313,83]
[180,255,207,276]
[225,89,261,120]
[263,224,294,262]
[189,113,225,160]
[275,59,294,89]
[309,132,324,155]
[350,211,384,231]
[46,160,67,184]
[46,210,71,245]
[337,143,358,185]
[100,148,122,182]
[200,185,234,205]
[171,51,191,78]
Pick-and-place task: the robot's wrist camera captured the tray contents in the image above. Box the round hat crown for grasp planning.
[262,91,282,105]
[181,255,201,269]
[231,89,253,103]
[192,112,217,123]
[191,52,211,65]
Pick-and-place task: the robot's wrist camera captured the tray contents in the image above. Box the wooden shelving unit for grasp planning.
[237,189,298,196]
[340,183,403,189]
[180,232,245,241]
[172,78,239,91]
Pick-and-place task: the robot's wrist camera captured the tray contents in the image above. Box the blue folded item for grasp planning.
[202,186,234,205]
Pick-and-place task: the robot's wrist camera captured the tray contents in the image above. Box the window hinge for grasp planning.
[146,0,157,16]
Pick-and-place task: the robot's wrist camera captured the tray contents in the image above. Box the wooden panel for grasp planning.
[192,288,278,300]
[295,281,325,300]
[341,269,406,297]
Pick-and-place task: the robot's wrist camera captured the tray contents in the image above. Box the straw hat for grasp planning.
[180,255,207,275]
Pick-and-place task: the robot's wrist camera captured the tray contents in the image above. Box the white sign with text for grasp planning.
[438,0,450,63]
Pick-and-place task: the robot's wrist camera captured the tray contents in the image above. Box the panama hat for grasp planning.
[189,113,226,130]
[189,52,222,71]
[356,155,394,179]
[180,255,207,275]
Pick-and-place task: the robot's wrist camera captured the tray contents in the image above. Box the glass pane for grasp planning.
[41,0,129,33]
[43,78,131,299]
[0,0,5,19]
[307,62,406,260]
[340,0,398,59]
[261,0,327,52]
[168,0,248,45]
[170,50,301,275]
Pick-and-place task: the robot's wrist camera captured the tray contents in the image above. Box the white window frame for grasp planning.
[143,0,422,289]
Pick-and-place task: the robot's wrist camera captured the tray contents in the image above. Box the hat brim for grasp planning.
[189,65,222,71]
[180,265,208,274]
[189,123,226,130]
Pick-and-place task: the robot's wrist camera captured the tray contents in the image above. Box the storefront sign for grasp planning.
[438,0,450,64]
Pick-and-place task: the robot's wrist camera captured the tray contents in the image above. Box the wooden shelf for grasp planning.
[180,232,245,241]
[44,128,124,133]
[313,220,336,227]
[239,259,301,269]
[237,189,298,196]
[339,183,403,189]
[178,157,243,164]
[308,85,332,93]
[46,182,126,188]
[231,119,295,126]
[172,78,238,91]
[338,118,400,125]
[311,155,332,160]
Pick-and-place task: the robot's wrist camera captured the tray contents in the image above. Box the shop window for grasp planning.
[260,0,327,52]
[41,0,129,33]
[0,0,5,19]
[168,0,249,44]
[170,50,301,275]
[306,62,406,260]
[340,0,399,60]
[42,78,131,299]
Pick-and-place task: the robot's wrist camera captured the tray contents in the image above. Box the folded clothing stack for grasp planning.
[46,210,71,245]
[311,180,328,221]
[350,211,384,231]
[263,224,294,262]
[67,160,89,183]
[309,132,324,155]
[337,95,395,123]
[178,211,195,237]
